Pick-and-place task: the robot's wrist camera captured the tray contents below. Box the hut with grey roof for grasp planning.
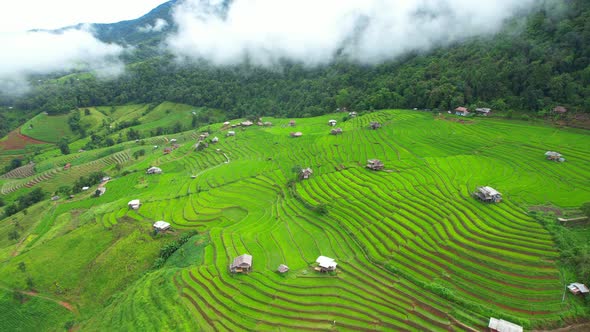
[369,122,381,130]
[366,159,384,171]
[277,264,289,273]
[230,254,253,273]
[474,186,502,203]
[567,283,589,296]
[545,151,565,162]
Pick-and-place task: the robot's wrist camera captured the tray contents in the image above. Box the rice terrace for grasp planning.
[0,106,589,331]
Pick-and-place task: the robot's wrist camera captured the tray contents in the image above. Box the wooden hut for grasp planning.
[211,136,219,143]
[455,107,469,116]
[230,254,253,273]
[300,167,313,180]
[349,111,357,117]
[128,199,141,210]
[474,186,502,203]
[289,120,296,127]
[475,108,492,116]
[553,106,567,114]
[488,318,522,332]
[277,264,289,273]
[328,119,337,126]
[369,122,381,130]
[153,221,171,232]
[290,132,302,138]
[567,283,589,296]
[227,131,236,137]
[146,166,162,174]
[315,256,337,272]
[330,128,343,135]
[366,159,384,171]
[545,151,565,162]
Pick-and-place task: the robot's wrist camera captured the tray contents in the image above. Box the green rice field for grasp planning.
[1,108,589,331]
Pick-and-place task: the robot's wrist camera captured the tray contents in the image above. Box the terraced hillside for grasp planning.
[1,110,589,331]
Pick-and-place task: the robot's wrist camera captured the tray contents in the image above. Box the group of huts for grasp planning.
[229,254,337,275]
[453,105,567,117]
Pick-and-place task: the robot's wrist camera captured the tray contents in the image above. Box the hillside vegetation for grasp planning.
[2,0,589,121]
[0,106,588,330]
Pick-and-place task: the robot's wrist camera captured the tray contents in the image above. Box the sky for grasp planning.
[0,0,169,32]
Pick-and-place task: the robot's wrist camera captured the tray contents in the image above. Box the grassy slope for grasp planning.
[0,109,589,331]
[21,113,76,143]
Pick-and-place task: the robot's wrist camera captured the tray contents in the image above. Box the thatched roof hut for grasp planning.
[290,132,302,137]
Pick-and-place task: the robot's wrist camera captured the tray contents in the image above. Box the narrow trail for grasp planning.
[0,285,78,314]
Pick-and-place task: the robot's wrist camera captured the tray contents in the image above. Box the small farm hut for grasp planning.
[153,221,171,232]
[475,108,492,116]
[82,186,90,191]
[277,264,289,273]
[567,283,589,295]
[545,151,565,162]
[328,119,337,126]
[488,318,522,332]
[289,120,296,127]
[227,131,236,137]
[146,166,162,174]
[349,111,357,117]
[64,163,71,170]
[241,120,253,126]
[95,187,106,197]
[170,138,177,143]
[163,147,172,154]
[474,186,502,203]
[366,159,384,171]
[330,128,343,135]
[300,167,313,180]
[369,122,381,130]
[230,254,253,273]
[128,199,141,210]
[223,121,231,126]
[553,106,568,114]
[455,107,469,116]
[315,256,337,272]
[211,136,219,143]
[264,121,272,126]
[51,195,60,201]
[290,132,302,138]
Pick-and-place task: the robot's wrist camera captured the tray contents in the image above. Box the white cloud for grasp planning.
[138,18,169,33]
[0,27,125,94]
[166,0,538,66]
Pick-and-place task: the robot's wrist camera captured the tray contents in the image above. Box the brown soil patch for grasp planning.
[0,128,49,150]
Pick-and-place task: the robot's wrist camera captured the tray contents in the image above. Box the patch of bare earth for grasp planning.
[0,128,49,150]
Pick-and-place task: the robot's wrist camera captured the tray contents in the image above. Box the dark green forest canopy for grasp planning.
[3,0,590,118]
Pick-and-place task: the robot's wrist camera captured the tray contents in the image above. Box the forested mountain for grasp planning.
[3,0,590,118]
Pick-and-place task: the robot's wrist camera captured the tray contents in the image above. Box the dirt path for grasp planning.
[534,322,590,332]
[0,285,78,314]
